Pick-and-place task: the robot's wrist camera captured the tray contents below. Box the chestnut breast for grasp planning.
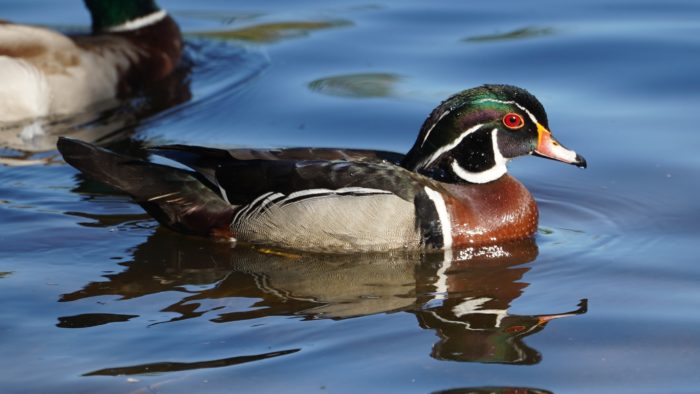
[440,175,538,247]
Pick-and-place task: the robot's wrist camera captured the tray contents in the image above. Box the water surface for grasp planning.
[1,0,700,393]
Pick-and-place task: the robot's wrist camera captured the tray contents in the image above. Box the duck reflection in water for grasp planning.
[60,227,586,366]
[0,60,191,165]
[415,246,587,364]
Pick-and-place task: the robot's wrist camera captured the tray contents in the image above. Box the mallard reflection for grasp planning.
[59,228,586,365]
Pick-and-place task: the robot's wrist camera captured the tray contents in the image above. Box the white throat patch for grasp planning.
[451,129,508,184]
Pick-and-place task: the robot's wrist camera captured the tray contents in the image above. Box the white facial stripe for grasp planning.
[105,10,168,32]
[423,186,452,250]
[421,123,484,168]
[450,129,508,184]
[476,98,539,125]
[492,129,507,164]
[420,110,452,147]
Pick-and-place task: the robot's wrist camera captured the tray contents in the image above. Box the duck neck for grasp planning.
[84,0,164,33]
[402,128,508,184]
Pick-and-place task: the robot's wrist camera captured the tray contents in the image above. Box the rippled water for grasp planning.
[2,0,700,393]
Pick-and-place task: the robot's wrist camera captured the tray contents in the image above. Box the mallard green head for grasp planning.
[402,84,586,184]
[84,0,163,33]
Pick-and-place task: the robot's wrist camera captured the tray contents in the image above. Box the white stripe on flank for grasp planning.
[231,187,393,225]
[423,186,452,250]
[147,191,179,201]
[420,110,451,147]
[284,187,392,201]
[424,186,453,299]
[450,129,508,184]
[218,185,230,203]
[232,191,275,225]
[247,192,285,218]
[421,123,484,168]
[476,98,540,125]
[105,10,168,32]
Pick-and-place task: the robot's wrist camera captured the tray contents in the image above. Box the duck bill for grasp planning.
[534,124,587,168]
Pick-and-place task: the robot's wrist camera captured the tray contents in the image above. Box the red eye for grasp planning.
[502,113,525,129]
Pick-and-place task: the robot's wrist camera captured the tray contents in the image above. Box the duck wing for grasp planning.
[151,144,440,252]
[150,145,414,203]
[59,140,442,252]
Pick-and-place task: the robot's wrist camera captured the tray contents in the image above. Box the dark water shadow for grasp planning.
[84,349,299,376]
[56,313,138,328]
[59,227,587,370]
[463,27,555,43]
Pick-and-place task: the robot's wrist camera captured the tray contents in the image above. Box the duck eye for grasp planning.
[502,113,525,130]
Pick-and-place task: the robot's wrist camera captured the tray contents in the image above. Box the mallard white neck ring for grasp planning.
[104,10,167,32]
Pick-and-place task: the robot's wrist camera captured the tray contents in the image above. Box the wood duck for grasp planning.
[0,0,181,124]
[58,84,586,253]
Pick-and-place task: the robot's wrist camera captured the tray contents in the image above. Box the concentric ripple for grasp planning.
[530,178,659,261]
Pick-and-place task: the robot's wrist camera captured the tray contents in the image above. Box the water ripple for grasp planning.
[530,179,657,260]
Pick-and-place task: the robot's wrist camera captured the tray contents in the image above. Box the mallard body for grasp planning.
[0,1,181,124]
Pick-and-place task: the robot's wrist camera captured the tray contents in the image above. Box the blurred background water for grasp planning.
[1,0,699,393]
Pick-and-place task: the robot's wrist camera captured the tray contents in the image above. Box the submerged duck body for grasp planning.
[0,0,181,124]
[58,85,586,253]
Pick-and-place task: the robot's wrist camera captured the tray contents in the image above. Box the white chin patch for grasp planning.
[451,129,508,184]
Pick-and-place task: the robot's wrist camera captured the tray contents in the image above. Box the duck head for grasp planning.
[402,84,586,184]
[84,0,161,33]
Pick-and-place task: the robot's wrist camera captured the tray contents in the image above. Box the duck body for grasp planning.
[0,0,181,124]
[163,145,539,251]
[59,85,585,253]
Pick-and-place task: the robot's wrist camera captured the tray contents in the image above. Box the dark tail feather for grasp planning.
[150,144,233,167]
[149,144,233,185]
[57,137,235,237]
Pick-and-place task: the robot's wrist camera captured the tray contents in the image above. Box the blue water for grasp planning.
[1,0,700,393]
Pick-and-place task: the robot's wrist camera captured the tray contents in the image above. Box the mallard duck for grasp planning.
[0,0,181,124]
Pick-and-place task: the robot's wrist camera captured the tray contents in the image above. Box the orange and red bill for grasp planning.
[534,124,587,168]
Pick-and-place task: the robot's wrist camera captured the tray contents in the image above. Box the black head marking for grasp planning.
[402,85,550,183]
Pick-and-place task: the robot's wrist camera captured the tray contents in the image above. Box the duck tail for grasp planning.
[57,137,235,237]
